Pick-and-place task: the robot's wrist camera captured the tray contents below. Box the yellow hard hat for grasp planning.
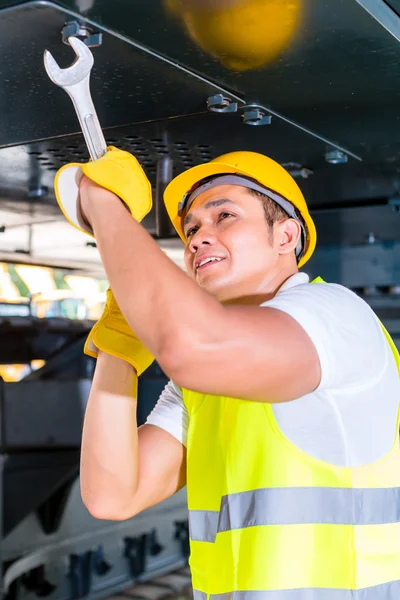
[163,151,316,268]
[164,0,302,72]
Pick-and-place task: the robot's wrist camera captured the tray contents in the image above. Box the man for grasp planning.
[55,148,400,598]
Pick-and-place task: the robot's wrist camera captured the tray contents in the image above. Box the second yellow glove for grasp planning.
[85,288,154,376]
[54,146,153,236]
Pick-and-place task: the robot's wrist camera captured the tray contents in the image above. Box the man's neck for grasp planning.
[222,268,299,306]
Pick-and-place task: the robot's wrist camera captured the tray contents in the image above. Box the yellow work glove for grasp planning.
[85,288,154,376]
[54,146,153,236]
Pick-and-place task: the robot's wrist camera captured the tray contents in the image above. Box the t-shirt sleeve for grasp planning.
[145,379,188,446]
[263,281,389,392]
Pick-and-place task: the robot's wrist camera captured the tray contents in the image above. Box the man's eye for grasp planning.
[219,212,233,221]
[186,227,198,238]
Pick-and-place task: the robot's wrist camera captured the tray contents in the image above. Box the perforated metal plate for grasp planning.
[0,112,398,250]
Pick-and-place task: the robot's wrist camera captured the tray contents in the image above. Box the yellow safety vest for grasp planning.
[182,278,400,599]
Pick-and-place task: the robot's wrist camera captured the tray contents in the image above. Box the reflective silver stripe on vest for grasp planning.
[190,509,220,542]
[193,591,208,600]
[189,487,400,543]
[208,579,400,598]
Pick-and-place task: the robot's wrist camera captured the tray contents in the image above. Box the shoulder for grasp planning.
[264,279,389,390]
[264,279,381,335]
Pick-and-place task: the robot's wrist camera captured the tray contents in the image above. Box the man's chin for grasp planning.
[198,278,236,303]
[197,275,223,295]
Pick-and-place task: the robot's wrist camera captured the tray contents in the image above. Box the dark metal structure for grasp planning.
[0,0,399,598]
[0,318,188,600]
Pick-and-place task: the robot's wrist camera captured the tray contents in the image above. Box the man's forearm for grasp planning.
[89,192,224,368]
[80,351,139,518]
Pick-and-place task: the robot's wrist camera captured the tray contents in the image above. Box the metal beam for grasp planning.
[355,0,400,42]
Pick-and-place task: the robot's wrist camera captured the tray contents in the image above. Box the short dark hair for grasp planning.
[249,189,305,260]
[249,189,291,229]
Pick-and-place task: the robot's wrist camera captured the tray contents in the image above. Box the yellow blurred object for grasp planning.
[15,265,55,295]
[30,289,104,320]
[0,262,106,320]
[84,288,154,376]
[164,150,316,267]
[64,275,105,318]
[0,264,21,300]
[165,0,301,71]
[0,361,45,382]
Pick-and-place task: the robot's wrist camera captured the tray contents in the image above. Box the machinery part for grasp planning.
[206,94,238,113]
[105,566,192,600]
[43,36,107,161]
[355,0,400,44]
[21,565,56,598]
[388,195,400,214]
[284,166,314,179]
[123,529,164,579]
[124,535,149,578]
[68,551,93,597]
[174,521,190,560]
[325,150,348,164]
[4,515,189,595]
[28,185,48,199]
[156,155,175,238]
[62,20,103,48]
[242,106,272,126]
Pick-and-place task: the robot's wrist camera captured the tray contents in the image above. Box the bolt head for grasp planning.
[242,107,272,126]
[325,150,348,164]
[206,94,237,113]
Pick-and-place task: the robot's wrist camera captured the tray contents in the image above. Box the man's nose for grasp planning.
[189,227,215,252]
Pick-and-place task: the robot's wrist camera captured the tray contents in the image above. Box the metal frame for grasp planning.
[355,0,400,41]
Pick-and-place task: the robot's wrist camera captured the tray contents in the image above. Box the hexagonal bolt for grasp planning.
[206,94,238,113]
[287,167,313,180]
[242,107,272,126]
[62,21,103,48]
[325,150,348,165]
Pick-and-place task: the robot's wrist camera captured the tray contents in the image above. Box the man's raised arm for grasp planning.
[81,351,186,521]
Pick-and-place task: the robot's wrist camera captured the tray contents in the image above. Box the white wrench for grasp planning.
[43,36,107,161]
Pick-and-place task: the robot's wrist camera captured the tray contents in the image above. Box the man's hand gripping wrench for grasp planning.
[43,36,107,161]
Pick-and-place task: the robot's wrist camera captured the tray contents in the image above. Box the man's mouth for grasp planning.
[196,257,225,272]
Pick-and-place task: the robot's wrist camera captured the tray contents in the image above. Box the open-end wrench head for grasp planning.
[43,36,94,87]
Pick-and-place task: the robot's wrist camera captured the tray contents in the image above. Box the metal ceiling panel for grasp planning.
[0,1,222,147]
[0,0,366,159]
[0,0,397,164]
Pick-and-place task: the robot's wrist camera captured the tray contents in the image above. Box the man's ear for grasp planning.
[277,219,301,256]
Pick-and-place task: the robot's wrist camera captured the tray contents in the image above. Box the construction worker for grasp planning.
[55,147,400,598]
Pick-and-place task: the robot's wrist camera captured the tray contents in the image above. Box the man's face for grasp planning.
[183,184,285,302]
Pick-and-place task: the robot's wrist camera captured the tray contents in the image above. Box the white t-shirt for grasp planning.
[146,273,400,468]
